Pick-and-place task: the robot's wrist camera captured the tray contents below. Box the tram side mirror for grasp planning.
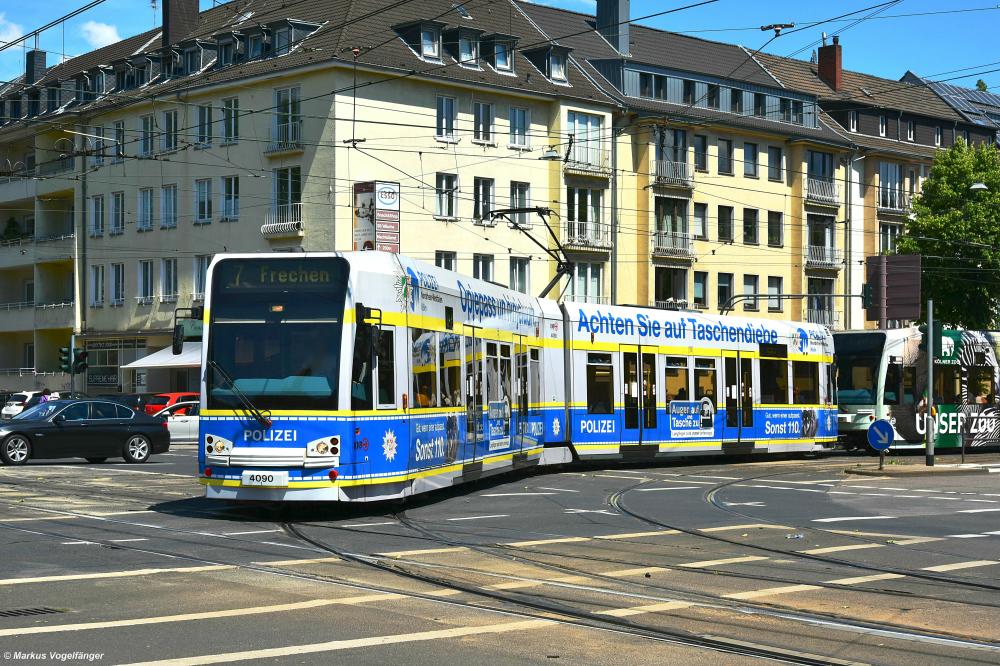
[172,324,184,355]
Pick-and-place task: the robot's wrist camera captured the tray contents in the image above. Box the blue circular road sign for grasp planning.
[867,419,895,451]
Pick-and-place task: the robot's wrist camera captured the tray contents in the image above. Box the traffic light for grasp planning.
[918,322,943,353]
[72,348,89,374]
[59,346,73,373]
[861,283,874,309]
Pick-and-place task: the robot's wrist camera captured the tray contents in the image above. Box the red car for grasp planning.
[144,392,199,416]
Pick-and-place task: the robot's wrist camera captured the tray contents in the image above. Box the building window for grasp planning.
[935,126,942,146]
[436,96,456,140]
[140,115,154,155]
[274,87,301,145]
[707,84,719,109]
[767,146,782,181]
[808,150,835,180]
[639,72,653,98]
[510,181,530,226]
[421,27,440,59]
[495,42,512,71]
[849,110,858,132]
[160,185,177,228]
[274,28,291,56]
[473,254,494,282]
[880,222,903,253]
[694,135,707,171]
[907,120,915,141]
[111,192,124,234]
[718,139,733,174]
[780,98,791,122]
[964,129,970,145]
[509,106,528,147]
[194,255,209,299]
[682,80,695,104]
[435,251,456,271]
[223,98,239,143]
[792,100,803,124]
[767,211,783,247]
[248,34,264,59]
[195,178,213,223]
[742,208,758,245]
[654,75,667,99]
[744,142,758,177]
[879,115,887,137]
[510,257,529,293]
[161,258,178,301]
[549,51,567,82]
[435,172,457,218]
[718,205,734,242]
[459,35,479,67]
[473,102,493,143]
[473,177,494,222]
[89,265,105,306]
[113,121,125,159]
[717,273,733,310]
[754,93,766,117]
[693,202,707,240]
[654,197,688,251]
[694,271,708,308]
[567,187,603,241]
[274,166,302,214]
[184,49,200,74]
[89,126,105,165]
[768,276,783,312]
[743,274,759,311]
[111,263,125,305]
[218,40,235,66]
[196,104,212,146]
[223,176,239,220]
[654,267,687,307]
[569,262,603,304]
[730,88,743,114]
[137,188,153,231]
[162,110,178,151]
[138,260,154,302]
[90,195,105,236]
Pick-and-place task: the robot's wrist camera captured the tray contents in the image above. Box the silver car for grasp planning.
[154,401,199,444]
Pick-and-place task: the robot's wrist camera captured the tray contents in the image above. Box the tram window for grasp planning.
[760,359,789,404]
[902,366,917,405]
[694,359,717,404]
[792,361,819,404]
[515,344,528,416]
[351,323,374,410]
[500,344,513,407]
[486,342,500,403]
[586,352,614,414]
[465,337,482,408]
[970,367,994,404]
[883,362,902,405]
[529,348,541,409]
[664,357,690,403]
[411,328,438,408]
[934,364,960,404]
[376,327,396,408]
[439,333,462,407]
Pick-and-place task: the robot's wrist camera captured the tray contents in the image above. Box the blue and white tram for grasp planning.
[198,252,837,501]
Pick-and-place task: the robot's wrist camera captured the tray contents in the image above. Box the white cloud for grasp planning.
[81,20,121,49]
[0,12,25,46]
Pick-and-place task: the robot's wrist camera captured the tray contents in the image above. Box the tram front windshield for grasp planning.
[834,332,885,405]
[207,258,349,411]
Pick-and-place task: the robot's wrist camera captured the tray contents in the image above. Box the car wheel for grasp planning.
[123,435,151,463]
[85,457,108,463]
[1,435,32,466]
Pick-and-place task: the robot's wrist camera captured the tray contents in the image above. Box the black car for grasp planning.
[0,400,171,465]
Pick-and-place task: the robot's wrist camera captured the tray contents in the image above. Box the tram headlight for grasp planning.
[316,441,330,455]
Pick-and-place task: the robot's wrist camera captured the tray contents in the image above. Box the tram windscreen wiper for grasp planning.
[207,359,273,430]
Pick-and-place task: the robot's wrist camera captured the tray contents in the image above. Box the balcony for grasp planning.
[805,245,843,269]
[0,301,34,332]
[563,221,612,252]
[651,231,693,258]
[0,236,34,269]
[806,177,839,206]
[34,300,74,329]
[654,160,693,187]
[653,298,690,311]
[36,156,74,177]
[261,203,304,239]
[265,121,303,155]
[806,308,843,329]
[564,148,611,177]
[34,233,75,263]
[0,177,37,203]
[877,189,911,215]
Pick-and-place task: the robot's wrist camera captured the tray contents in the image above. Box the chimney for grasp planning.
[596,0,630,56]
[817,35,842,92]
[162,0,199,48]
[25,50,46,85]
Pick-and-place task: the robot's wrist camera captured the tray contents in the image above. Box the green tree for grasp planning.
[976,79,988,92]
[896,139,1000,328]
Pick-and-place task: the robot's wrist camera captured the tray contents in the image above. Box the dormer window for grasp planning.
[185,48,201,74]
[249,34,265,59]
[421,27,440,59]
[274,27,291,55]
[135,63,148,86]
[218,40,235,66]
[495,42,512,71]
[459,35,478,67]
[47,87,59,113]
[549,51,567,82]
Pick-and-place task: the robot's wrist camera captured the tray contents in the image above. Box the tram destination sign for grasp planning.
[865,255,921,321]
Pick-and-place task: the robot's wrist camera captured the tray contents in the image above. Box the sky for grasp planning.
[1,0,998,90]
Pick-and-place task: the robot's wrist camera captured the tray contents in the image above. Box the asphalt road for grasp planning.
[1,446,999,665]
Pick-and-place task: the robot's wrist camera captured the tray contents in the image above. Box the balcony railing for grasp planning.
[0,300,34,311]
[651,231,693,257]
[563,221,612,250]
[654,160,693,186]
[807,308,842,329]
[564,148,610,176]
[265,120,303,154]
[653,298,690,310]
[877,189,911,213]
[806,177,839,205]
[36,156,74,176]
[805,245,843,268]
[261,203,304,238]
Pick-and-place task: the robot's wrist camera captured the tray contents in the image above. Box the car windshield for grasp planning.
[148,396,170,406]
[14,402,61,420]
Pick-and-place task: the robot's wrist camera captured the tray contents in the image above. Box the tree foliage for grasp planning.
[976,79,988,92]
[897,140,1000,328]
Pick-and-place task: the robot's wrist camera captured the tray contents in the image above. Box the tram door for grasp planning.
[724,354,755,439]
[512,335,529,453]
[623,346,657,444]
[463,330,483,464]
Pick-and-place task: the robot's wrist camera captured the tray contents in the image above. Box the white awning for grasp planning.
[123,342,201,369]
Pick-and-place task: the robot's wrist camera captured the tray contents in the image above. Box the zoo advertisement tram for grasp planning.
[197,252,837,502]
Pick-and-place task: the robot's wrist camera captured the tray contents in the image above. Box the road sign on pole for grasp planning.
[868,419,894,471]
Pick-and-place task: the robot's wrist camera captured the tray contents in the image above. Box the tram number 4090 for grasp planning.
[240,471,290,487]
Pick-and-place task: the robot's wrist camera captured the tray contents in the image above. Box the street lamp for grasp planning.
[538,146,561,161]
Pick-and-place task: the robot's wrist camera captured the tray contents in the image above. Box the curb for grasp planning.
[844,466,992,477]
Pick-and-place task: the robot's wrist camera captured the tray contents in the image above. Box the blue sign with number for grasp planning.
[867,419,895,451]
